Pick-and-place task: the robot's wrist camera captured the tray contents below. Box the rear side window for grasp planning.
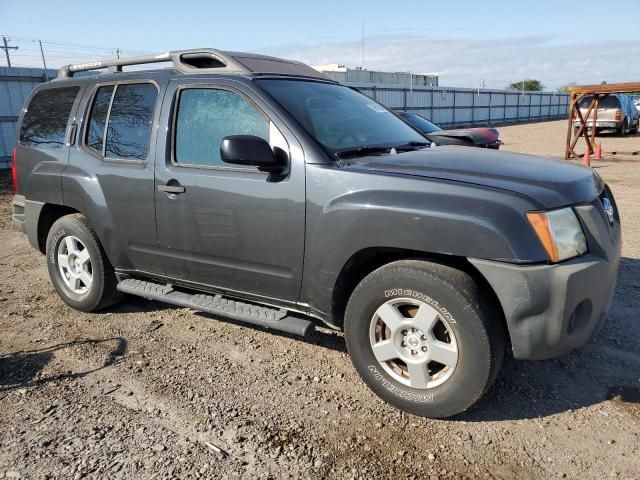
[174,88,269,168]
[87,86,114,154]
[85,83,157,161]
[19,87,79,148]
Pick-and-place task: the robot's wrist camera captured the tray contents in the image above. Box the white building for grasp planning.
[312,64,438,87]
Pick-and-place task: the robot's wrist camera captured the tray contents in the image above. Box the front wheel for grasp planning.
[344,260,505,418]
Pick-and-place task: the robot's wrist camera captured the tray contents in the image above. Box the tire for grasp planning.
[46,214,121,312]
[344,260,505,418]
[617,119,627,136]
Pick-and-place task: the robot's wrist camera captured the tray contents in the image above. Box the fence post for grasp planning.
[452,90,456,127]
[403,88,407,111]
[503,92,507,123]
[430,89,434,122]
[488,91,492,124]
[471,89,475,126]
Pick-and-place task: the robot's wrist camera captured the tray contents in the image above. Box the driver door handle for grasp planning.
[157,184,186,194]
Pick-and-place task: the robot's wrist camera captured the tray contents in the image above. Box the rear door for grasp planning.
[153,78,306,302]
[65,79,164,273]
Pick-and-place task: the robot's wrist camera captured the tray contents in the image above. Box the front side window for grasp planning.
[175,88,269,167]
[256,79,426,156]
[19,86,79,148]
[85,83,157,160]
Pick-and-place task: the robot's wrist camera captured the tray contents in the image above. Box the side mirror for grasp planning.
[220,135,285,172]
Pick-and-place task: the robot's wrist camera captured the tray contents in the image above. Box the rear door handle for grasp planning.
[157,184,186,194]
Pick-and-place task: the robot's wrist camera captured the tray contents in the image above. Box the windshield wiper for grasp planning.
[334,141,430,160]
[334,146,392,159]
[394,141,430,151]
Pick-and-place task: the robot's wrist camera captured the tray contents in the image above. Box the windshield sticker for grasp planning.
[366,103,389,113]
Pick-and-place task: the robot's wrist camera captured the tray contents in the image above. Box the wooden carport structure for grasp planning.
[565,82,640,159]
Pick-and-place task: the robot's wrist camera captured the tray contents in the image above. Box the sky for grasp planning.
[1,0,639,90]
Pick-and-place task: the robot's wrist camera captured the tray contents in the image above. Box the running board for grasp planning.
[117,279,314,337]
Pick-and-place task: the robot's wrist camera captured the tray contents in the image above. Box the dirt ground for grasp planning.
[1,121,639,480]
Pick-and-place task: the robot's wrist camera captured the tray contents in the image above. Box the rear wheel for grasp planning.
[344,260,505,418]
[617,119,628,136]
[46,214,120,312]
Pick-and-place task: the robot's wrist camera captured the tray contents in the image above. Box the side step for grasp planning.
[117,279,314,337]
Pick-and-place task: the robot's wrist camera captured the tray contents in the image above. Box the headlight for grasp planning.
[526,208,587,262]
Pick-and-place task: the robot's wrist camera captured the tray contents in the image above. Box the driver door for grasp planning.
[153,78,306,302]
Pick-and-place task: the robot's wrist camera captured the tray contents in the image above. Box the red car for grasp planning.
[396,111,502,149]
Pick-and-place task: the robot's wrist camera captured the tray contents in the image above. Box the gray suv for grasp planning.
[10,49,621,418]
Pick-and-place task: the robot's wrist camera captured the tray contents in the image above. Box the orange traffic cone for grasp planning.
[582,150,591,167]
[594,142,602,160]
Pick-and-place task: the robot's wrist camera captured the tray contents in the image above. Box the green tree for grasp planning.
[556,82,577,93]
[508,79,545,92]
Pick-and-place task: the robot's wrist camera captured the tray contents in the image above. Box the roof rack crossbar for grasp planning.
[57,49,250,78]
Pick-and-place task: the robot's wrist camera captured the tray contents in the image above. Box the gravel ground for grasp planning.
[1,121,639,480]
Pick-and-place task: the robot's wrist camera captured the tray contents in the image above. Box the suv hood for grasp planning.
[342,146,599,209]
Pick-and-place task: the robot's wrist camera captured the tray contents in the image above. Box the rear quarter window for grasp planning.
[19,86,79,148]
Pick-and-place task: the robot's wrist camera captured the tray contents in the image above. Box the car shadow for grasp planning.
[105,297,174,314]
[459,256,640,421]
[0,337,127,393]
[94,253,638,421]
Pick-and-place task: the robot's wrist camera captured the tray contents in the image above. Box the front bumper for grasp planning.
[484,140,502,150]
[469,199,621,360]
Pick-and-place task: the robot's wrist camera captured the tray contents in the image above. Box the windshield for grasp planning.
[256,79,427,156]
[399,113,442,133]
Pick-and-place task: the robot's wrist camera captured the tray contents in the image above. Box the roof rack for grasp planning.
[56,48,329,80]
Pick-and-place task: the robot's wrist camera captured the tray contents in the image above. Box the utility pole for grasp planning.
[1,36,18,67]
[39,40,49,80]
[116,48,122,59]
[361,22,365,69]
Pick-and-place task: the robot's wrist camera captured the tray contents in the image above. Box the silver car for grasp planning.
[572,93,640,136]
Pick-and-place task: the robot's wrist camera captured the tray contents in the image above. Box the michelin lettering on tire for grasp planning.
[367,365,434,403]
[384,288,456,324]
[49,229,67,264]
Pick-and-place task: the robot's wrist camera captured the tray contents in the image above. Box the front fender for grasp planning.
[301,165,547,316]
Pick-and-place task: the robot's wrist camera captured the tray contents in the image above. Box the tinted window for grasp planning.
[175,88,269,167]
[19,87,79,148]
[256,79,425,155]
[86,85,114,155]
[105,83,157,160]
[400,113,442,133]
[579,95,620,109]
